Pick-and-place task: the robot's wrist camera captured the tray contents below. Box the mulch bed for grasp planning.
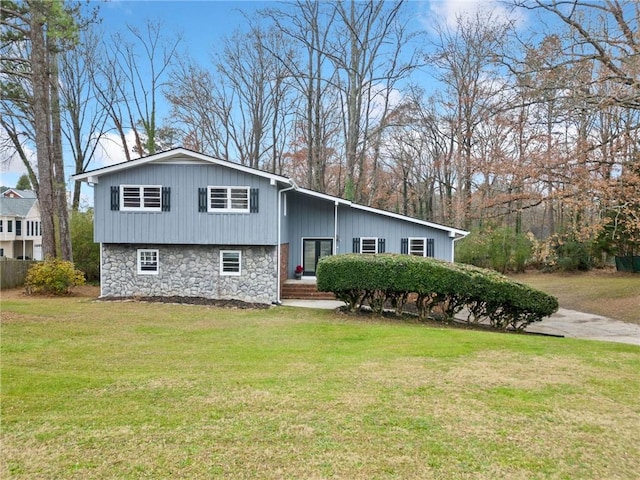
[98,295,271,309]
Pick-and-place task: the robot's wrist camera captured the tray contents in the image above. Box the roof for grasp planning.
[0,197,37,217]
[296,187,468,237]
[72,147,292,185]
[75,148,468,238]
[1,188,37,199]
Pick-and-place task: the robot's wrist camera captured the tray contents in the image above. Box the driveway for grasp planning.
[526,308,640,346]
[281,300,640,346]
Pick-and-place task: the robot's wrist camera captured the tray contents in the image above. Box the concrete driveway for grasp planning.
[281,300,640,346]
[526,308,640,346]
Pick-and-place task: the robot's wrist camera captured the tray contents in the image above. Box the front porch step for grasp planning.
[281,280,336,300]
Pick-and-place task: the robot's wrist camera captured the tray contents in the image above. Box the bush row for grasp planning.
[316,254,558,331]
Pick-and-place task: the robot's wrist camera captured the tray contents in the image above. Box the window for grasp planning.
[7,220,12,233]
[360,237,378,254]
[208,187,250,212]
[15,220,21,236]
[220,250,241,275]
[121,185,162,211]
[137,249,159,274]
[402,237,434,257]
[409,238,426,256]
[0,220,3,233]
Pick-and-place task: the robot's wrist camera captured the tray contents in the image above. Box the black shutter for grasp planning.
[198,188,207,212]
[250,188,259,213]
[110,186,120,211]
[401,238,408,254]
[352,237,360,253]
[161,187,171,212]
[378,238,386,253]
[427,238,435,257]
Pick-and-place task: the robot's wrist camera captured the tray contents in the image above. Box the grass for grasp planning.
[2,292,639,479]
[511,270,640,324]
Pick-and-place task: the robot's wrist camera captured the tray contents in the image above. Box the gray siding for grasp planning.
[337,207,454,260]
[94,163,279,245]
[284,191,455,276]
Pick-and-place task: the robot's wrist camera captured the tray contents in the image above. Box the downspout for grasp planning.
[100,242,104,298]
[276,181,296,305]
[334,201,339,254]
[451,233,467,262]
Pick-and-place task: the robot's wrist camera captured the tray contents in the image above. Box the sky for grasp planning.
[0,0,526,196]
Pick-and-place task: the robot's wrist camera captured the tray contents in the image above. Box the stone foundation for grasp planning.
[101,244,277,304]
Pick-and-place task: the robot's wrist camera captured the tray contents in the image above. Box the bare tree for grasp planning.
[262,0,341,191]
[95,20,181,159]
[59,27,109,210]
[1,0,80,260]
[515,0,640,111]
[428,10,513,228]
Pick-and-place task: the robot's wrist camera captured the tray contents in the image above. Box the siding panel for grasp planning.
[282,192,456,276]
[94,163,279,245]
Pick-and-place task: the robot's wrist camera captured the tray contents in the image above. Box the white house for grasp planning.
[0,189,43,260]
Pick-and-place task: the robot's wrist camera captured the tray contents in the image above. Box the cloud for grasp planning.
[424,0,526,29]
[0,132,35,176]
[91,130,140,168]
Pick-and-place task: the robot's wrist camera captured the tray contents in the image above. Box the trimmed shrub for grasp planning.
[317,254,558,331]
[25,257,86,295]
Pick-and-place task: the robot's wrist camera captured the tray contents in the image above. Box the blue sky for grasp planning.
[1,0,526,193]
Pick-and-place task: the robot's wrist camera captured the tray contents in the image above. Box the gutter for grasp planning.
[451,233,468,262]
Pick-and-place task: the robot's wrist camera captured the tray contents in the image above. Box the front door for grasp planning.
[302,239,333,276]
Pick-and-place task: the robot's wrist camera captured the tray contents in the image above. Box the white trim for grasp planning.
[408,237,427,256]
[120,185,162,212]
[277,185,296,304]
[100,243,104,297]
[73,148,291,185]
[220,250,242,276]
[360,237,378,254]
[137,249,159,275]
[296,187,467,237]
[73,148,468,243]
[207,186,250,213]
[350,203,468,237]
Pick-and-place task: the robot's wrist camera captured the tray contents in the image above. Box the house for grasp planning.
[73,148,468,304]
[0,188,43,260]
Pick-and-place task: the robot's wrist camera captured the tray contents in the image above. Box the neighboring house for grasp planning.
[73,148,468,304]
[0,189,43,260]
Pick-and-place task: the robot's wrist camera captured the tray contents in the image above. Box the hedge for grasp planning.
[316,254,558,331]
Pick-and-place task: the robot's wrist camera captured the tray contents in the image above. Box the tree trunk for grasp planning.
[49,45,73,261]
[29,8,56,259]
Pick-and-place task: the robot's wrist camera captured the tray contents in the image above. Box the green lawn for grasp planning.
[2,294,639,479]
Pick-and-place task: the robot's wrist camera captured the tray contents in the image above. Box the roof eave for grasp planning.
[72,148,292,185]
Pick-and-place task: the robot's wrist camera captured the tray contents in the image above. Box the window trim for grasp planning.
[220,250,242,276]
[120,185,163,212]
[137,249,159,275]
[409,237,427,256]
[207,186,250,213]
[360,237,378,255]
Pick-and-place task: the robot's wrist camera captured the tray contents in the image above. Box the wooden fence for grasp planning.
[1,259,37,290]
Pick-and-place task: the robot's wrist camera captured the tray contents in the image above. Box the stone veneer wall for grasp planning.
[101,244,277,304]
